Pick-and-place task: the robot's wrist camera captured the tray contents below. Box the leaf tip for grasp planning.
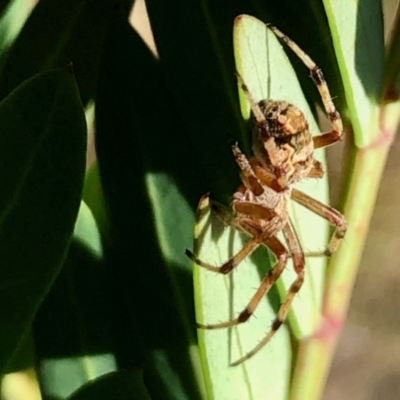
[234,14,244,25]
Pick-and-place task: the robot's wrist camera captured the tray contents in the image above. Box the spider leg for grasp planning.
[186,234,263,274]
[267,24,343,149]
[249,157,282,192]
[230,141,265,196]
[235,72,265,124]
[232,218,304,365]
[251,157,325,187]
[187,200,278,274]
[185,196,237,267]
[208,198,277,232]
[197,234,288,331]
[235,74,285,188]
[291,188,347,256]
[233,201,276,220]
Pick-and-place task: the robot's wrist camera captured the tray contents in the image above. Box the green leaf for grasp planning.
[250,0,346,114]
[323,0,384,146]
[83,162,109,241]
[0,0,86,99]
[145,0,244,201]
[193,196,291,400]
[96,14,205,399]
[38,354,117,399]
[52,0,117,104]
[73,200,103,260]
[234,15,328,340]
[0,0,12,18]
[0,68,86,373]
[67,370,151,400]
[192,15,330,399]
[1,360,41,400]
[0,0,115,104]
[384,9,400,95]
[34,202,117,399]
[0,0,33,51]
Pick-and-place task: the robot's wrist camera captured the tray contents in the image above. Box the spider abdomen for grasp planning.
[252,100,315,185]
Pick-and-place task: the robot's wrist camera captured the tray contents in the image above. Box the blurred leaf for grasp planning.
[73,201,103,259]
[1,366,41,400]
[0,0,116,103]
[67,370,151,400]
[323,0,384,146]
[0,0,34,51]
[141,173,205,399]
[0,0,12,17]
[384,6,400,95]
[83,163,109,241]
[0,331,35,372]
[39,354,117,400]
[0,332,40,400]
[53,0,117,104]
[0,0,86,99]
[0,68,86,373]
[96,14,205,399]
[34,202,117,399]
[145,0,245,201]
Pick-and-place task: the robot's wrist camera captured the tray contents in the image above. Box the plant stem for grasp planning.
[289,99,400,400]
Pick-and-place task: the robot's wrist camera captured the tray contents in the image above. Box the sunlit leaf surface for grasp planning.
[323,0,384,146]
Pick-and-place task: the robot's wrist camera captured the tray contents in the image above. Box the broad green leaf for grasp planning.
[323,0,384,146]
[250,0,346,114]
[192,15,330,399]
[67,370,151,400]
[235,14,328,341]
[0,68,86,373]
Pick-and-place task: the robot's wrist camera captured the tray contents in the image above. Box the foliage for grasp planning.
[0,0,398,400]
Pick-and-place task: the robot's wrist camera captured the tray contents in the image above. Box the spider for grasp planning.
[186,23,347,365]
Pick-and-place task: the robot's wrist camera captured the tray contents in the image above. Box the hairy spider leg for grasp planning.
[291,188,347,257]
[266,24,343,149]
[231,217,304,365]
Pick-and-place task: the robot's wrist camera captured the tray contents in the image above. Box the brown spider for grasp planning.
[186,24,347,365]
